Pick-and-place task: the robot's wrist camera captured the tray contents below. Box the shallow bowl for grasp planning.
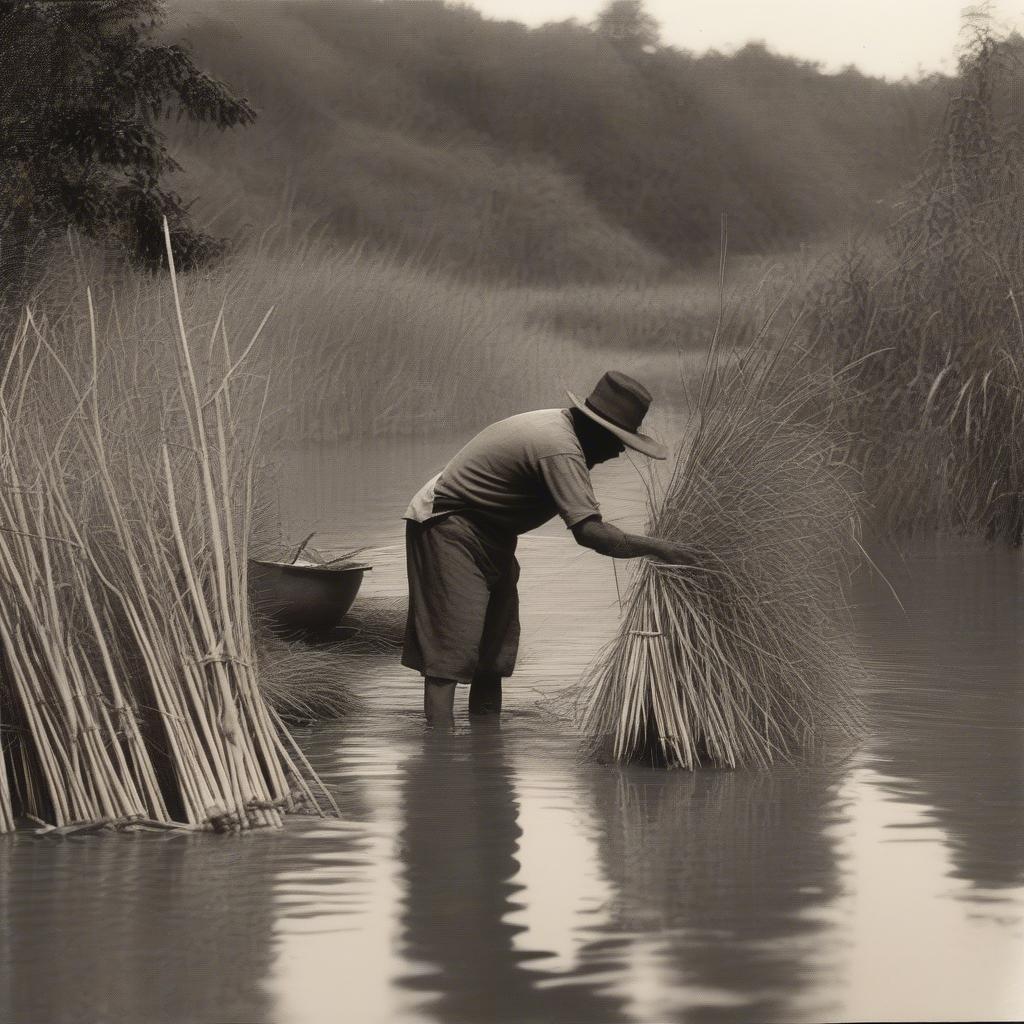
[249,559,373,638]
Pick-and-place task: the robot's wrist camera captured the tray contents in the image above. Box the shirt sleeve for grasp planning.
[537,453,601,528]
[402,472,442,523]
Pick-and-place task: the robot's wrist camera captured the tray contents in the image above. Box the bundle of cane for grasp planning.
[0,222,337,832]
[580,323,866,769]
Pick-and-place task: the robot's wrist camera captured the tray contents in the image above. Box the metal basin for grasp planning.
[248,559,372,638]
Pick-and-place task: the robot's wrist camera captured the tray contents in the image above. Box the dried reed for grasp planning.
[258,639,363,723]
[255,589,405,721]
[579,312,865,769]
[0,222,337,832]
[810,22,1024,543]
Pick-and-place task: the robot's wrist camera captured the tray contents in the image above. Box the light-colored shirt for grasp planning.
[403,409,601,535]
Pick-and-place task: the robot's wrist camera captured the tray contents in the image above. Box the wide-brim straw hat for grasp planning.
[567,370,668,460]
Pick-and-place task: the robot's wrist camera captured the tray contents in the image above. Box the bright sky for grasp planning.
[463,0,1024,79]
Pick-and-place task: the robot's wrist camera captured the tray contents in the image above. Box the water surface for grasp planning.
[2,438,1023,1023]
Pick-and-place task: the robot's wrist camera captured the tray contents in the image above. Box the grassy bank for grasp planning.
[30,234,727,443]
[518,249,816,351]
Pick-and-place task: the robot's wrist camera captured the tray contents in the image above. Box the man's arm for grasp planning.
[572,516,697,565]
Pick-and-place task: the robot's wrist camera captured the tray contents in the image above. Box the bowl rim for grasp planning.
[249,559,373,575]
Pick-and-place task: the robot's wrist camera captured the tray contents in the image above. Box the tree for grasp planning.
[594,0,660,53]
[0,0,255,281]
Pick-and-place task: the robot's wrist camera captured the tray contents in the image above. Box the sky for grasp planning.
[462,0,1024,80]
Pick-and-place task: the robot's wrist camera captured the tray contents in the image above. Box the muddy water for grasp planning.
[3,436,1024,1024]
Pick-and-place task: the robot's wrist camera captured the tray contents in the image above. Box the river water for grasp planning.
[2,435,1023,1023]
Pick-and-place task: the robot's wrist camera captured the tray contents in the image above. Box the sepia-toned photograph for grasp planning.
[1,1,1023,1022]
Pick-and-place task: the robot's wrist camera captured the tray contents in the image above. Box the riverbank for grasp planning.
[26,236,803,444]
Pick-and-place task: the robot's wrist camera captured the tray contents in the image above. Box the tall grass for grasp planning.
[257,594,404,722]
[31,233,696,442]
[810,23,1024,544]
[580,306,864,769]
[518,250,813,351]
[0,225,336,832]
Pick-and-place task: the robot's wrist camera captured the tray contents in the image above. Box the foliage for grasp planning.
[810,16,1024,543]
[594,0,660,53]
[29,230,675,441]
[0,0,254,292]
[164,0,943,278]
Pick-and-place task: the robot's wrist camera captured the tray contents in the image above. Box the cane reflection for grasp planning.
[588,755,850,1024]
[0,833,276,1024]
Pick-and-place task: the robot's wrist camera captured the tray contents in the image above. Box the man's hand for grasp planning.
[650,539,703,566]
[572,518,705,566]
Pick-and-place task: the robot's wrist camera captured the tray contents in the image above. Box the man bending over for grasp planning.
[402,370,693,729]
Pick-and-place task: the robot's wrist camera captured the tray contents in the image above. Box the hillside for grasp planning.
[166,0,947,282]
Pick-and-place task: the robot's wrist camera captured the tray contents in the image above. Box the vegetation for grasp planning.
[258,641,362,723]
[580,306,864,768]
[0,0,254,308]
[594,0,660,53]
[518,251,805,351]
[0,226,335,832]
[811,21,1024,544]
[258,596,404,722]
[36,232,701,441]
[5,0,1023,797]
[165,0,943,281]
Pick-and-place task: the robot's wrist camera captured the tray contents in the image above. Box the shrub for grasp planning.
[810,21,1024,543]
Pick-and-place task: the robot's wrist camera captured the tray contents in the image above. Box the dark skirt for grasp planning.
[402,514,520,683]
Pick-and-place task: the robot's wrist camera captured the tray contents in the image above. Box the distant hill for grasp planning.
[166,0,948,282]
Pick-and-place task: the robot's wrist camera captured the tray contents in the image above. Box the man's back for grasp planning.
[405,408,601,536]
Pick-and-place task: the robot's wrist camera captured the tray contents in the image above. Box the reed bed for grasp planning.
[810,25,1024,544]
[27,231,696,443]
[579,320,865,769]
[0,224,336,833]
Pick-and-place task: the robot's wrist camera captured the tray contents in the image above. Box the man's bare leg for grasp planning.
[424,677,457,730]
[468,671,502,716]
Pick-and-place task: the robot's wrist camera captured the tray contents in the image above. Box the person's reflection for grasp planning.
[588,753,851,1024]
[852,538,1024,890]
[397,721,627,1024]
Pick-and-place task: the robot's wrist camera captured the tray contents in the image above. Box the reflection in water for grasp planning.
[853,539,1024,892]
[587,756,851,1024]
[0,832,276,1024]
[832,763,1024,1021]
[397,723,628,1024]
[5,433,1024,1024]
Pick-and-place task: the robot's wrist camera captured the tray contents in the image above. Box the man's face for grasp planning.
[586,433,626,468]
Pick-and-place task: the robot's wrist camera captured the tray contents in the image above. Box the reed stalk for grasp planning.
[0,222,336,832]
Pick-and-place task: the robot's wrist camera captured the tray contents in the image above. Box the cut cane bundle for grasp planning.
[0,223,337,832]
[581,324,865,769]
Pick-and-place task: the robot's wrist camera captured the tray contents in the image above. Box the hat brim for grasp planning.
[566,391,669,460]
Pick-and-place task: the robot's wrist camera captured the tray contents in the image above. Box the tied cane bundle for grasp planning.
[0,222,337,833]
[580,322,866,769]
